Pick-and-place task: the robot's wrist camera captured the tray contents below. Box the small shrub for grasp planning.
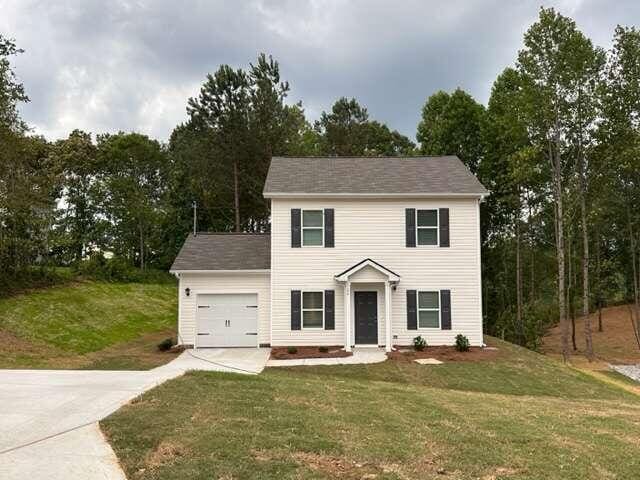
[455,334,470,352]
[287,346,298,354]
[413,335,427,351]
[158,338,176,352]
[318,346,329,353]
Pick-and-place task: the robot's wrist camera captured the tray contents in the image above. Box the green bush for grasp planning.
[287,346,298,354]
[413,335,427,351]
[318,346,329,353]
[74,254,175,284]
[157,338,176,352]
[455,334,470,352]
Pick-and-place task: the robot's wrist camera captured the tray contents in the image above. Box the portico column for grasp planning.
[385,280,392,352]
[344,280,351,352]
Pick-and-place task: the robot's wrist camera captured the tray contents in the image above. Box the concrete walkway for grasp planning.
[266,347,387,367]
[0,348,270,480]
[610,364,640,383]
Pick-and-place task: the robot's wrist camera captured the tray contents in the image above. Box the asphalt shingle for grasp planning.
[263,156,488,196]
[170,233,270,271]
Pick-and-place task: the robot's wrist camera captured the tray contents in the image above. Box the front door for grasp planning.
[355,291,378,345]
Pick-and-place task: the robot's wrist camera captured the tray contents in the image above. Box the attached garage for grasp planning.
[196,293,258,347]
[170,233,271,348]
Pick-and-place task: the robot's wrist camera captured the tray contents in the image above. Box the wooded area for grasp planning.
[1,8,639,357]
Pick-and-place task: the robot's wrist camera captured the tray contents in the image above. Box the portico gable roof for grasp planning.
[334,258,400,282]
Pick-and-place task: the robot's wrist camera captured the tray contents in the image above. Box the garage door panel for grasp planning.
[196,294,258,347]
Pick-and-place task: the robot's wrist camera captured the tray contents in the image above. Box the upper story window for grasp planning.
[302,210,324,246]
[417,209,438,246]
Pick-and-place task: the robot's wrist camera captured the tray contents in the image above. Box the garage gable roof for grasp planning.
[170,233,270,272]
[263,156,488,197]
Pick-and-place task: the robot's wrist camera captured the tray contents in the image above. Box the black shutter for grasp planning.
[291,290,301,330]
[291,209,301,248]
[406,208,416,247]
[441,290,451,330]
[324,290,335,330]
[439,208,450,247]
[407,290,417,330]
[324,209,334,248]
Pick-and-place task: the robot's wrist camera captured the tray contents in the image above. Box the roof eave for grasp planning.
[264,192,488,199]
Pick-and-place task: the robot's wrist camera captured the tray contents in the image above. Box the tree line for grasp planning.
[1,8,639,356]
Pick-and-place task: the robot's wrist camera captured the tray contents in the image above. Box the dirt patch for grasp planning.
[271,346,352,360]
[145,440,190,468]
[389,345,502,363]
[292,452,383,478]
[541,304,640,366]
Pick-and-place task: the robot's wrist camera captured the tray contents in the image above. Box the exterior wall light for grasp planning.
[185,287,191,297]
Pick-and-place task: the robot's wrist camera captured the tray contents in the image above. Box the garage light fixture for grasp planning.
[185,287,191,297]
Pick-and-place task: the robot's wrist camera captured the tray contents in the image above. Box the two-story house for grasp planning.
[170,156,488,351]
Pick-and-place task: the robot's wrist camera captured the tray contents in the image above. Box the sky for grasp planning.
[2,0,639,143]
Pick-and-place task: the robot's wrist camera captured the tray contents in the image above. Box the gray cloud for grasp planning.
[1,0,638,142]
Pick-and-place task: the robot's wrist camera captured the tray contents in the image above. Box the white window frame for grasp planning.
[302,209,324,247]
[416,209,439,247]
[302,290,324,329]
[417,290,441,329]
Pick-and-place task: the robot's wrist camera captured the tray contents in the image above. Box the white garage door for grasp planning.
[196,294,258,347]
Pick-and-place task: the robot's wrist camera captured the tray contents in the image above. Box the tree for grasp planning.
[97,133,169,270]
[316,97,414,156]
[417,88,485,173]
[0,35,28,132]
[516,7,594,362]
[52,130,100,263]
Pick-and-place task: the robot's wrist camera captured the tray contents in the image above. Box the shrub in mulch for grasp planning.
[388,345,501,363]
[271,346,352,360]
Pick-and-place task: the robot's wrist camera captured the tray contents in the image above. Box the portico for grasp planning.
[335,258,400,352]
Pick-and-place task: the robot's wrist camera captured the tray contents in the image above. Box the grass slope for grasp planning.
[0,280,178,369]
[102,339,640,480]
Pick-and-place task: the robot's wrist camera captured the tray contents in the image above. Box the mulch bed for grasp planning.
[271,346,352,360]
[388,346,502,363]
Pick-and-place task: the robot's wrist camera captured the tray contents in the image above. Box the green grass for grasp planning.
[0,279,178,369]
[102,339,640,480]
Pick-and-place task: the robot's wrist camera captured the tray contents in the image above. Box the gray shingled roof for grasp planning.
[263,156,487,196]
[170,233,270,271]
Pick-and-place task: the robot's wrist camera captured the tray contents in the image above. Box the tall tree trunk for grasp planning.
[596,225,603,332]
[551,131,569,362]
[516,197,524,345]
[628,207,639,307]
[578,152,594,360]
[233,158,241,233]
[139,224,145,270]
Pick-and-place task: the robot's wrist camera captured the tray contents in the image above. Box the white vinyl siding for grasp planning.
[178,272,270,346]
[271,197,482,346]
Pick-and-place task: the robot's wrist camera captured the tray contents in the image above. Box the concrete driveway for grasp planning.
[0,348,270,480]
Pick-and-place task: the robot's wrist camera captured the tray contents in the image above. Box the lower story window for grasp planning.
[302,291,324,328]
[418,291,440,328]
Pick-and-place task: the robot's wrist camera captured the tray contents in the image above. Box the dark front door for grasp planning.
[355,291,378,345]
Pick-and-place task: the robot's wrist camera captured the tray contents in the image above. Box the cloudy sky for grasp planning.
[2,0,639,142]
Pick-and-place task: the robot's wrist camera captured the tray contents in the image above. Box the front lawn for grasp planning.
[102,339,640,479]
[0,279,178,369]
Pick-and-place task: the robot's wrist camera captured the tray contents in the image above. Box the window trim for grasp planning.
[302,209,324,247]
[417,290,441,329]
[415,209,439,247]
[301,290,324,329]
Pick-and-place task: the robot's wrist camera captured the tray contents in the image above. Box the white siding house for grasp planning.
[171,156,487,350]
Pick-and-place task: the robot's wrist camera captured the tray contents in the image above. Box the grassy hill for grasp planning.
[0,279,178,369]
[102,338,640,480]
